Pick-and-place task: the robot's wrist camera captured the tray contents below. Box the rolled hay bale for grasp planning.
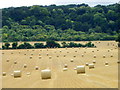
[84,51,86,53]
[74,68,77,70]
[103,55,106,58]
[93,55,96,58]
[63,55,66,57]
[75,50,77,52]
[2,52,4,54]
[30,56,32,59]
[6,59,9,62]
[117,60,120,63]
[49,56,52,59]
[31,53,33,55]
[105,62,109,65]
[46,53,49,56]
[35,66,39,70]
[85,63,89,66]
[11,74,14,76]
[24,54,26,55]
[26,72,31,75]
[110,54,113,57]
[88,64,95,69]
[64,64,68,68]
[97,49,99,51]
[70,59,74,62]
[14,70,21,78]
[67,52,69,53]
[39,56,42,59]
[63,68,68,71]
[2,72,6,76]
[57,55,59,57]
[41,69,51,79]
[82,54,84,57]
[23,64,27,68]
[73,56,76,58]
[60,50,62,52]
[14,61,17,64]
[108,49,110,52]
[11,52,13,54]
[76,65,85,74]
[93,60,96,64]
[39,53,41,56]
[92,50,94,52]
[32,50,35,51]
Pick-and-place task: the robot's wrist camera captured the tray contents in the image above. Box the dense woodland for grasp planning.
[1,3,120,42]
[2,41,95,49]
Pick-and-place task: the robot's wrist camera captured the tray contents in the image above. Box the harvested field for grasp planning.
[1,41,119,88]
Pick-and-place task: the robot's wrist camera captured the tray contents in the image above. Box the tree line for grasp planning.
[1,3,120,42]
[2,40,95,49]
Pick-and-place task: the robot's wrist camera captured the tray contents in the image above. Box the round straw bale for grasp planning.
[31,53,33,55]
[26,72,31,75]
[6,59,9,62]
[117,60,120,63]
[74,68,77,70]
[88,64,95,69]
[93,60,96,63]
[30,56,32,59]
[39,54,41,56]
[77,65,85,74]
[14,70,21,77]
[103,55,106,58]
[41,69,51,79]
[73,56,76,58]
[105,62,108,65]
[110,54,113,57]
[64,64,68,68]
[2,52,4,54]
[39,56,42,59]
[75,51,77,52]
[108,49,110,52]
[35,66,39,70]
[70,59,74,62]
[82,54,84,57]
[85,63,89,66]
[63,68,68,71]
[63,55,66,57]
[46,53,49,56]
[92,51,94,52]
[2,72,6,76]
[97,49,99,51]
[93,55,96,58]
[11,74,14,76]
[57,55,59,57]
[14,61,17,64]
[84,51,86,53]
[23,64,27,68]
[49,56,52,59]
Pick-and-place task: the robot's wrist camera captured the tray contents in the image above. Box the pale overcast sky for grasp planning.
[0,0,119,9]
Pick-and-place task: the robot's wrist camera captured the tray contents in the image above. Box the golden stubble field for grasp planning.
[1,41,119,88]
